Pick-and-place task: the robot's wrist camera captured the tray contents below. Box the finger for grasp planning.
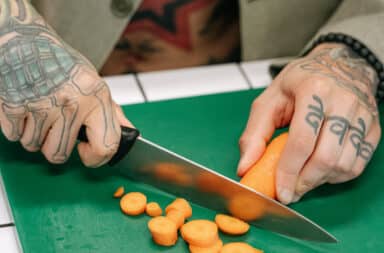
[276,93,327,204]
[329,118,380,183]
[20,110,56,152]
[237,87,290,176]
[41,103,81,164]
[0,103,27,141]
[113,102,134,127]
[294,95,358,198]
[328,105,375,183]
[77,86,121,167]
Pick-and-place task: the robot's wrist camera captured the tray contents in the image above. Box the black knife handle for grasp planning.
[77,125,140,166]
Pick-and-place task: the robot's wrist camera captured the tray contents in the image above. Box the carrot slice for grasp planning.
[113,186,124,198]
[155,162,193,186]
[220,242,263,253]
[148,216,178,246]
[146,202,163,217]
[166,198,192,219]
[228,193,265,221]
[240,132,289,199]
[215,214,250,235]
[166,209,185,228]
[189,239,223,253]
[181,220,219,247]
[120,192,147,216]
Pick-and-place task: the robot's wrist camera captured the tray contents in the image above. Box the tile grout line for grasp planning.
[236,64,253,89]
[0,222,14,228]
[134,74,148,102]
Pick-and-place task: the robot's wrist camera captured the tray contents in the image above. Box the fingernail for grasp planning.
[279,189,293,205]
[237,160,248,177]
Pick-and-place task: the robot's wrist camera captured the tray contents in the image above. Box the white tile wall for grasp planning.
[0,175,12,225]
[104,74,145,105]
[0,226,21,253]
[240,59,273,89]
[138,63,250,102]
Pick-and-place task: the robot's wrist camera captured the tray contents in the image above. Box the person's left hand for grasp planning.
[237,43,381,204]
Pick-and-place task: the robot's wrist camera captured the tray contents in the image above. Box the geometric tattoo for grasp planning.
[0,0,119,164]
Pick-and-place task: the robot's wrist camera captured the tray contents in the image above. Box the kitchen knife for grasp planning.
[78,126,337,243]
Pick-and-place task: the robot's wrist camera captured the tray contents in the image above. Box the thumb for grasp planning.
[237,89,289,177]
[113,102,134,128]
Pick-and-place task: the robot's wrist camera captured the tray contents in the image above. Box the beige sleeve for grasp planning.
[304,0,384,63]
[31,0,142,70]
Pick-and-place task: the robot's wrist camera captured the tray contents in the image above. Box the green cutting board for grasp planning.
[1,90,384,253]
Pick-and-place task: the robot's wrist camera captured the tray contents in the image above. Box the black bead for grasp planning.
[379,71,384,80]
[328,33,336,40]
[336,34,345,41]
[374,62,383,71]
[368,54,377,64]
[360,48,369,57]
[377,89,384,100]
[345,37,354,44]
[352,42,361,51]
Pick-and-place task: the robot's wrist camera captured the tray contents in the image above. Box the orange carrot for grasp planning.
[240,132,289,199]
[220,242,263,253]
[189,239,223,253]
[146,202,163,217]
[148,216,178,246]
[181,220,219,247]
[166,198,192,219]
[155,162,193,186]
[113,186,124,198]
[120,192,147,216]
[215,214,250,235]
[166,209,185,229]
[228,193,265,221]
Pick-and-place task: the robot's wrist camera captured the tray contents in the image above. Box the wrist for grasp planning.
[306,33,383,100]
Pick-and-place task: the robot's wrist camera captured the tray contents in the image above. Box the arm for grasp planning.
[0,0,130,166]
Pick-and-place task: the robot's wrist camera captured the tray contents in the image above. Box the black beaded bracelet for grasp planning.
[307,33,384,102]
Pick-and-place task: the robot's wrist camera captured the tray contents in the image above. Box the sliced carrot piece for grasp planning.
[215,214,250,235]
[166,209,185,228]
[166,198,192,219]
[148,216,178,246]
[228,193,265,221]
[146,202,163,217]
[113,186,124,198]
[120,192,147,216]
[155,162,193,186]
[220,242,263,253]
[181,220,219,247]
[189,239,223,253]
[240,132,288,199]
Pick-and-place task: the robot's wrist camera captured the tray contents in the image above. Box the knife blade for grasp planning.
[78,126,337,243]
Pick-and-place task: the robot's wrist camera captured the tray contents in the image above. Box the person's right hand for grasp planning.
[0,0,131,167]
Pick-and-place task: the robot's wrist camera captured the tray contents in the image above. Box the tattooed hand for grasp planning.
[0,0,131,167]
[237,43,381,204]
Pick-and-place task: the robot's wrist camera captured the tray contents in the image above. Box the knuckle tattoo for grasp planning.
[305,95,375,162]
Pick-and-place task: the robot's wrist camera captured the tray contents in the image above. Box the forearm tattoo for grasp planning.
[0,0,119,163]
[306,95,374,161]
[300,45,379,114]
